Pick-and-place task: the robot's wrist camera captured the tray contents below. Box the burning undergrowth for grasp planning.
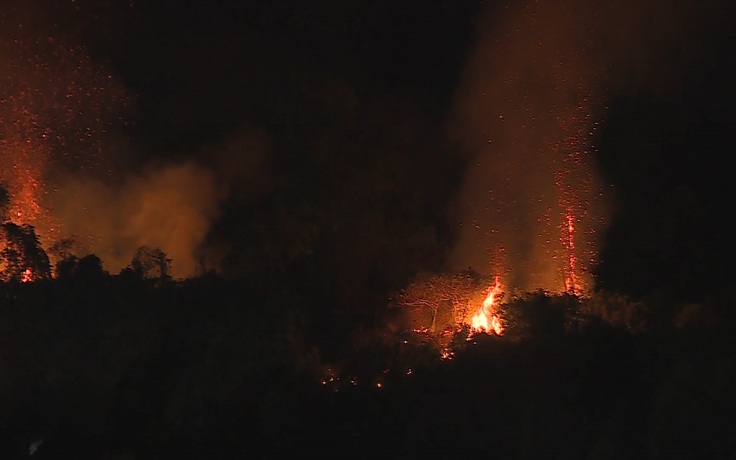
[0,274,726,458]
[311,281,659,395]
[393,270,506,344]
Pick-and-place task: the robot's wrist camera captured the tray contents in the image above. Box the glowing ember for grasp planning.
[1,33,132,268]
[563,210,578,294]
[21,267,33,283]
[440,348,455,360]
[469,276,504,336]
[551,82,599,296]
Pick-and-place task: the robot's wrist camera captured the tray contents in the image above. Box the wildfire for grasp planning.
[1,34,132,271]
[21,267,33,283]
[440,348,455,360]
[469,276,504,336]
[551,82,599,296]
[563,210,578,294]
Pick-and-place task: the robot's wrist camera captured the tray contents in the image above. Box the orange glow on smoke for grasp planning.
[2,36,133,272]
[1,141,59,257]
[469,276,504,336]
[9,162,43,226]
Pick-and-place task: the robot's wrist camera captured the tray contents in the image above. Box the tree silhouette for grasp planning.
[55,253,106,282]
[0,222,51,282]
[55,255,80,280]
[131,246,172,282]
[0,184,9,222]
[396,271,488,333]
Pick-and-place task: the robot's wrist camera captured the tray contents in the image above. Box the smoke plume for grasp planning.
[51,161,225,278]
[448,0,727,293]
[0,6,267,279]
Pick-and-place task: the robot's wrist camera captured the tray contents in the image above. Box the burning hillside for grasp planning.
[0,31,131,261]
[395,271,507,348]
[0,25,227,279]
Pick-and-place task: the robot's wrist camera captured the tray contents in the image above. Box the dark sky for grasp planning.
[5,0,736,303]
[77,1,481,154]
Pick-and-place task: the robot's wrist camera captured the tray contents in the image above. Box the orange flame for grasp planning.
[469,276,504,336]
[21,267,33,283]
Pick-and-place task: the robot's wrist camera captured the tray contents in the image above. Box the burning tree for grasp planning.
[469,276,505,336]
[395,270,502,334]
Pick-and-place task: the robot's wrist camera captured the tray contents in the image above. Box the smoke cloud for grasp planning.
[448,0,727,293]
[0,6,269,279]
[51,161,225,278]
[47,127,269,279]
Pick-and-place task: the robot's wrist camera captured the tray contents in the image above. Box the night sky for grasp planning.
[3,0,736,304]
[76,1,480,154]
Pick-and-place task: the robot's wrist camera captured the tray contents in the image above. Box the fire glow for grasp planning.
[469,276,504,336]
[563,210,578,294]
[21,267,33,283]
[447,1,609,297]
[0,34,130,266]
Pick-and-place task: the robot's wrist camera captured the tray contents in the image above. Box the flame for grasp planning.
[21,267,33,283]
[469,276,504,336]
